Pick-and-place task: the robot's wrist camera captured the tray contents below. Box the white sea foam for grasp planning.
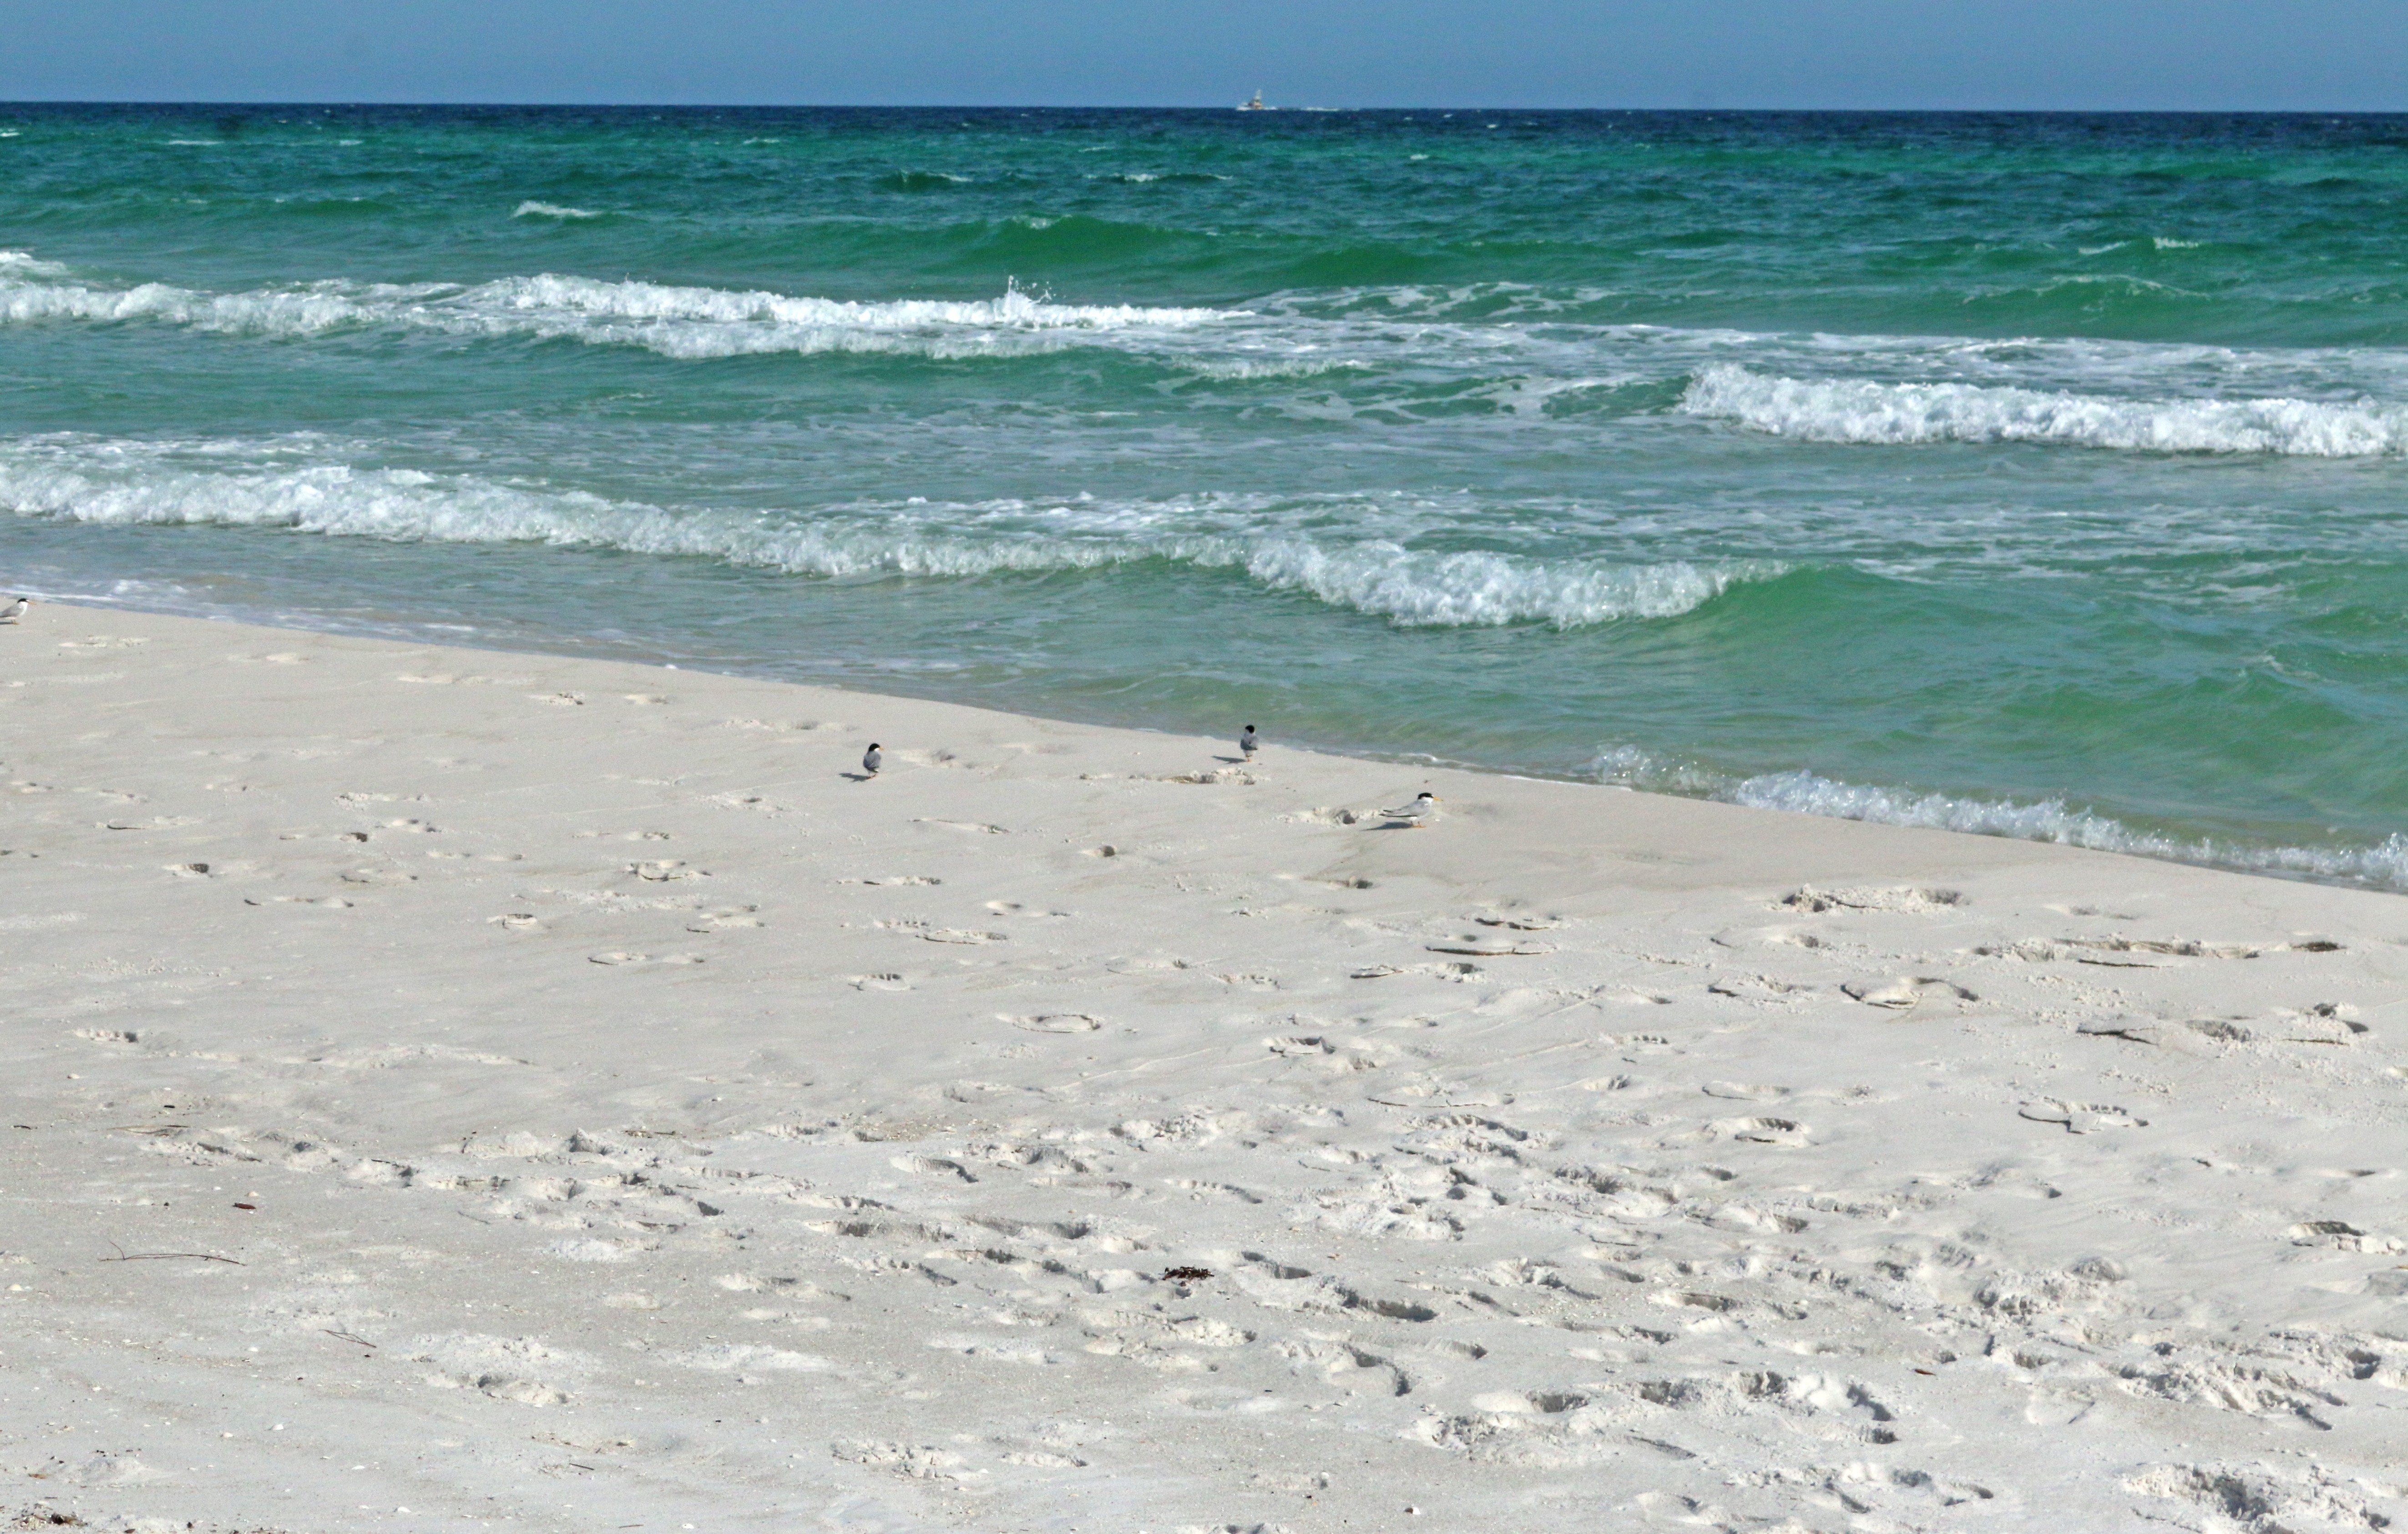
[1680,363,2408,456]
[1594,750,2408,891]
[0,250,71,278]
[0,448,1764,629]
[14,254,2408,408]
[511,202,605,220]
[0,264,1232,360]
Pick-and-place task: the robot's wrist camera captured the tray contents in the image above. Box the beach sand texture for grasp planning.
[2,605,2404,1534]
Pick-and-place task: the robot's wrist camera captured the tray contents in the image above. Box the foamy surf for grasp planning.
[0,265,1232,359]
[1594,748,2408,892]
[0,447,1766,629]
[1680,363,2408,456]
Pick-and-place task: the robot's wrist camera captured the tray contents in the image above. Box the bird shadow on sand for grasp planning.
[840,772,878,782]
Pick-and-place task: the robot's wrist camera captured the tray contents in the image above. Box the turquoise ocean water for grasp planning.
[6,105,2408,884]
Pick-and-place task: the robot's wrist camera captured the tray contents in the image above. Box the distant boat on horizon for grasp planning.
[1237,90,1272,111]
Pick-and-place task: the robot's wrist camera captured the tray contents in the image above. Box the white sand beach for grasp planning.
[2,603,2404,1534]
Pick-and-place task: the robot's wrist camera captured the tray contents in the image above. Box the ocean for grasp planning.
[6,104,2408,886]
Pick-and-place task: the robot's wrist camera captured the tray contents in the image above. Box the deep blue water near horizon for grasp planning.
[6,103,2408,885]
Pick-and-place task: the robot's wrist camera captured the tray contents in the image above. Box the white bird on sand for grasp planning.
[1382,791,1441,828]
[861,743,883,777]
[0,595,29,625]
[1239,724,1259,759]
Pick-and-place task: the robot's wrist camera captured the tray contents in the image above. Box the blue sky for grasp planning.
[7,0,2405,110]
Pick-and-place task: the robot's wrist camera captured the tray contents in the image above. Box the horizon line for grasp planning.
[5,99,2408,115]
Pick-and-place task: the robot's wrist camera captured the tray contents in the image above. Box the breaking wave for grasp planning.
[1594,749,2408,891]
[0,264,1231,360]
[0,448,1766,629]
[1680,363,2408,456]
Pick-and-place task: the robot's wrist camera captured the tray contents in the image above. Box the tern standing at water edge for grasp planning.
[0,596,30,624]
[1383,791,1441,828]
[1239,724,1258,761]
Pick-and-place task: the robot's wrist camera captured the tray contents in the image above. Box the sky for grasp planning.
[5,0,2405,111]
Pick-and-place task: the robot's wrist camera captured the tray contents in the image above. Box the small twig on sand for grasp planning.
[324,1329,377,1348]
[101,1241,242,1266]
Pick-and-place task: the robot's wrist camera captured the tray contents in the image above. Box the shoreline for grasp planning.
[25,586,2408,904]
[4,601,2405,1533]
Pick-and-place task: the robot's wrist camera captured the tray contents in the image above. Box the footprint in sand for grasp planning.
[2017,1100,2148,1133]
[1005,1013,1103,1033]
[2263,1003,2367,1041]
[982,891,1069,915]
[1426,938,1553,957]
[1701,1081,1790,1101]
[588,952,706,967]
[339,868,418,886]
[1706,975,1810,1002]
[2287,1221,2404,1253]
[850,973,911,991]
[1351,962,1477,981]
[1842,976,1978,1009]
[879,920,1003,944]
[893,1154,977,1181]
[630,860,704,882]
[1711,1115,1811,1146]
[1782,886,1963,914]
[2067,935,2343,960]
[1713,924,1825,950]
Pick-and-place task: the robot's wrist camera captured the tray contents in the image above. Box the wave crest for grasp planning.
[0,448,1762,629]
[0,263,1231,360]
[1594,749,2408,890]
[1680,363,2408,456]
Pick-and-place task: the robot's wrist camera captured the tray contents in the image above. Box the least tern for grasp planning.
[1381,791,1441,828]
[861,743,883,777]
[0,595,29,625]
[1239,724,1259,759]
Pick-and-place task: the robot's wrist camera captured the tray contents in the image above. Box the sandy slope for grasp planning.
[1,604,2404,1534]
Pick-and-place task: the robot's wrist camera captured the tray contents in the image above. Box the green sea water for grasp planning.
[6,105,2408,883]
